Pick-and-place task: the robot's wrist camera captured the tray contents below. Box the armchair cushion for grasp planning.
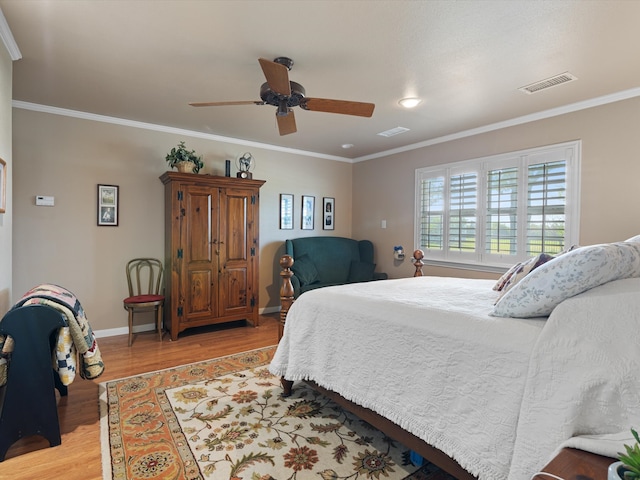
[290,254,320,286]
[347,261,376,283]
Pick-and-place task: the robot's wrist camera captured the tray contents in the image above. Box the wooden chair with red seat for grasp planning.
[123,258,165,346]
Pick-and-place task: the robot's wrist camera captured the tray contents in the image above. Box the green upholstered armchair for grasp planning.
[284,236,387,298]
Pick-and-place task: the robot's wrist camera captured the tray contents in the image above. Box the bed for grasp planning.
[269,243,640,480]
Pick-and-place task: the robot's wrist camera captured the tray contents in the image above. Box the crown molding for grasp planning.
[12,100,352,163]
[0,8,21,60]
[13,85,640,165]
[354,87,640,162]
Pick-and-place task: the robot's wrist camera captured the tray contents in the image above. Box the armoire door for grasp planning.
[161,171,265,340]
[217,187,257,320]
[180,184,219,324]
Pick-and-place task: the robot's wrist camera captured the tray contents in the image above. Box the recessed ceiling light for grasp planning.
[341,143,354,149]
[398,97,422,108]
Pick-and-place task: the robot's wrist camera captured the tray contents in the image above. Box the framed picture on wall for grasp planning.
[323,197,334,230]
[280,193,294,229]
[97,184,119,226]
[301,195,315,230]
[0,158,5,214]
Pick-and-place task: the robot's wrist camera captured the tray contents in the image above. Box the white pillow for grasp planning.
[492,242,640,318]
[625,234,640,243]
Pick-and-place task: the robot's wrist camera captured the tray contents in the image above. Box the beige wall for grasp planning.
[12,96,640,334]
[12,108,352,332]
[0,45,12,316]
[353,96,640,280]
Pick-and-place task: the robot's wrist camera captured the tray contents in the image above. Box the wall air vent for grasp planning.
[377,126,410,137]
[519,72,577,94]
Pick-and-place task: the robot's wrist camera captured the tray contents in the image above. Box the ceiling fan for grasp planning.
[189,57,375,136]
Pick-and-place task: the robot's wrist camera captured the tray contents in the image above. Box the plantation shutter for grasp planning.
[485,167,518,255]
[448,172,477,252]
[418,176,445,251]
[415,141,578,268]
[526,161,566,255]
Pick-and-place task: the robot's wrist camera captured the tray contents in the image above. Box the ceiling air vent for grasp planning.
[519,72,577,94]
[377,126,410,137]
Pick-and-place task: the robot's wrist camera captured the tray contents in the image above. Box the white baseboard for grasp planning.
[260,306,280,315]
[94,306,281,339]
[94,323,156,339]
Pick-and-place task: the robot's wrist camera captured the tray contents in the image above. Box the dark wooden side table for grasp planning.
[536,448,615,480]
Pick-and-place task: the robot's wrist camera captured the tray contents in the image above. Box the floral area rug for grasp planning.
[100,347,456,480]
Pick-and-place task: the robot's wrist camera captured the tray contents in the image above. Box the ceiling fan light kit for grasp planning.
[190,57,375,136]
[399,97,422,108]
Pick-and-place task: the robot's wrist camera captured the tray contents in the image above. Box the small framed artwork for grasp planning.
[0,158,5,214]
[323,197,335,230]
[97,184,119,226]
[279,193,294,229]
[301,195,315,230]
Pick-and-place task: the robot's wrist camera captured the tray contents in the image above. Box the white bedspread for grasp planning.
[509,277,640,479]
[269,276,640,480]
[270,277,546,479]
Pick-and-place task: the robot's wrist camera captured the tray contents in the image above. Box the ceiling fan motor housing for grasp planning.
[259,81,306,108]
[273,57,294,70]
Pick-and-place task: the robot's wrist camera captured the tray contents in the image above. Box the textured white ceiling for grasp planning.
[2,0,640,160]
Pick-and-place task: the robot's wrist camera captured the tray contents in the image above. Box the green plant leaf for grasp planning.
[166,140,204,172]
[619,428,640,477]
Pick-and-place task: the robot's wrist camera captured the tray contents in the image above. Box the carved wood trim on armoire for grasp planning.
[160,172,265,341]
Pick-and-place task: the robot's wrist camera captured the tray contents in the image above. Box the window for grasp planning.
[415,141,580,271]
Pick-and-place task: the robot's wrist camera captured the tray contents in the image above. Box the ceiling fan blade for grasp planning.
[302,98,375,117]
[258,58,291,96]
[277,110,297,136]
[189,101,263,107]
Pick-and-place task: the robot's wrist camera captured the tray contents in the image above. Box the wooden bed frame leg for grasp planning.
[413,249,425,277]
[279,254,297,397]
[280,378,294,397]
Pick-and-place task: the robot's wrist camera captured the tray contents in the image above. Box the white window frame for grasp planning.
[414,141,581,272]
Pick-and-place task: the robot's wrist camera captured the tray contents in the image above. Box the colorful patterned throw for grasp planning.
[0,283,104,387]
[100,347,456,480]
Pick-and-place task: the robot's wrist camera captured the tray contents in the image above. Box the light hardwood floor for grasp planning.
[0,314,280,480]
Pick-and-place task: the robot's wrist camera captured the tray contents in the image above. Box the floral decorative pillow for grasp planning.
[493,253,555,302]
[493,261,522,292]
[492,242,640,318]
[493,246,579,293]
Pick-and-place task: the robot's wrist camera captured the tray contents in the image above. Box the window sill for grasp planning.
[421,259,508,274]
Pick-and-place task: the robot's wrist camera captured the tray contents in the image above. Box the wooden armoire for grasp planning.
[160,172,265,341]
